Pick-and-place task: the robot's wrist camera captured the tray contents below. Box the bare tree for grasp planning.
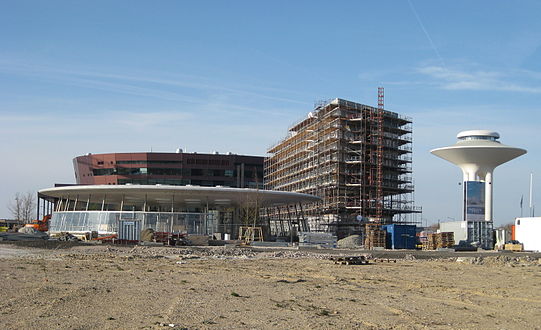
[8,192,36,224]
[239,192,261,226]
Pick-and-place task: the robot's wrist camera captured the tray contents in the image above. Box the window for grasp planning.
[207,169,224,176]
[191,169,203,176]
[146,168,183,176]
[116,160,183,165]
[117,167,148,175]
[93,168,115,176]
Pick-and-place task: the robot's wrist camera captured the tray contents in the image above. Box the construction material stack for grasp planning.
[364,226,386,249]
[422,232,455,250]
[439,232,455,248]
[298,232,337,248]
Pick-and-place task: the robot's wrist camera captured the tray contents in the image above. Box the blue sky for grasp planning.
[1,1,540,225]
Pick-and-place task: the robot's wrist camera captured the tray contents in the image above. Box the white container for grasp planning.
[515,217,541,251]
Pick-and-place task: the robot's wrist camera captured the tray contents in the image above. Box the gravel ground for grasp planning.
[1,243,540,329]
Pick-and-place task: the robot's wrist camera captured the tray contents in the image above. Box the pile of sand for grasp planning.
[337,235,363,249]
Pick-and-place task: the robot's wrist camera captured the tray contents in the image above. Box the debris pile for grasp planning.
[455,255,541,267]
[337,235,363,249]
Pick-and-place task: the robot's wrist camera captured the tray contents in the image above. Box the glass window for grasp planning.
[191,169,203,176]
[207,169,224,176]
[116,160,183,165]
[93,168,116,176]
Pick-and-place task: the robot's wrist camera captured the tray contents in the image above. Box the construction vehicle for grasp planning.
[24,215,51,232]
[0,219,22,232]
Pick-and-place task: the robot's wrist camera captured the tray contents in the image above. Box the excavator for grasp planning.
[25,215,51,232]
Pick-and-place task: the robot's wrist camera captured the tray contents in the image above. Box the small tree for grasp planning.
[8,192,36,224]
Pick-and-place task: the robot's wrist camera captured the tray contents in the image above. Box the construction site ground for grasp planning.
[1,242,540,329]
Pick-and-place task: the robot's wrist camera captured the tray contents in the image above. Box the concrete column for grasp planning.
[485,172,493,221]
[461,170,469,183]
[461,171,469,221]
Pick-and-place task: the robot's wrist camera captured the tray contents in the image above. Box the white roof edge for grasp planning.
[38,185,321,202]
[431,145,527,152]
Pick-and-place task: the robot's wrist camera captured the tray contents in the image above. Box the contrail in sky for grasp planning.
[407,0,447,68]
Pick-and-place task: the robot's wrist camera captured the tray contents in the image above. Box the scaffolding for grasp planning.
[265,97,421,238]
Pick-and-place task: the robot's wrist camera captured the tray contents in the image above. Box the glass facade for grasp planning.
[459,136,497,141]
[50,211,218,235]
[116,160,183,165]
[74,152,265,189]
[93,167,238,177]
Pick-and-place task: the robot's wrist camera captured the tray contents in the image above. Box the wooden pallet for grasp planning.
[423,232,455,249]
[365,229,387,249]
[373,258,397,263]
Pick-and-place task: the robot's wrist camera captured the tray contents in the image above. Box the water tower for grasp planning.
[431,130,526,221]
[431,130,526,248]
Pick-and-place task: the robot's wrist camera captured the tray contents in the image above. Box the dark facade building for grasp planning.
[74,151,264,188]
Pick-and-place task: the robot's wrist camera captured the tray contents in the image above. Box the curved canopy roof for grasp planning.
[39,185,321,208]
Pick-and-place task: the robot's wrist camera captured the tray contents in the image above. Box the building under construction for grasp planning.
[264,94,421,238]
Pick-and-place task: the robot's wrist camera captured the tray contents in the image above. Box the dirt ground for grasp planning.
[1,243,540,329]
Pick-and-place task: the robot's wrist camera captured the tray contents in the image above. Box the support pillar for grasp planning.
[485,171,493,221]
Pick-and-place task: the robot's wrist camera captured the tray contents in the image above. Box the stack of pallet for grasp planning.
[439,232,455,248]
[364,228,386,249]
[422,232,455,250]
[422,233,434,250]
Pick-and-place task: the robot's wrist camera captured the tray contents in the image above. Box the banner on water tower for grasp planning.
[465,181,485,221]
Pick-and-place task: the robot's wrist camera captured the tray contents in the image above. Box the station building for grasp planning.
[37,150,318,240]
[38,185,319,240]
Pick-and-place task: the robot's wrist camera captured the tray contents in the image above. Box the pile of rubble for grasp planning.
[60,245,360,261]
[456,255,541,266]
[337,235,363,249]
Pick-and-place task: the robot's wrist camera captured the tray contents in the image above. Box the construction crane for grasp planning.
[364,87,386,249]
